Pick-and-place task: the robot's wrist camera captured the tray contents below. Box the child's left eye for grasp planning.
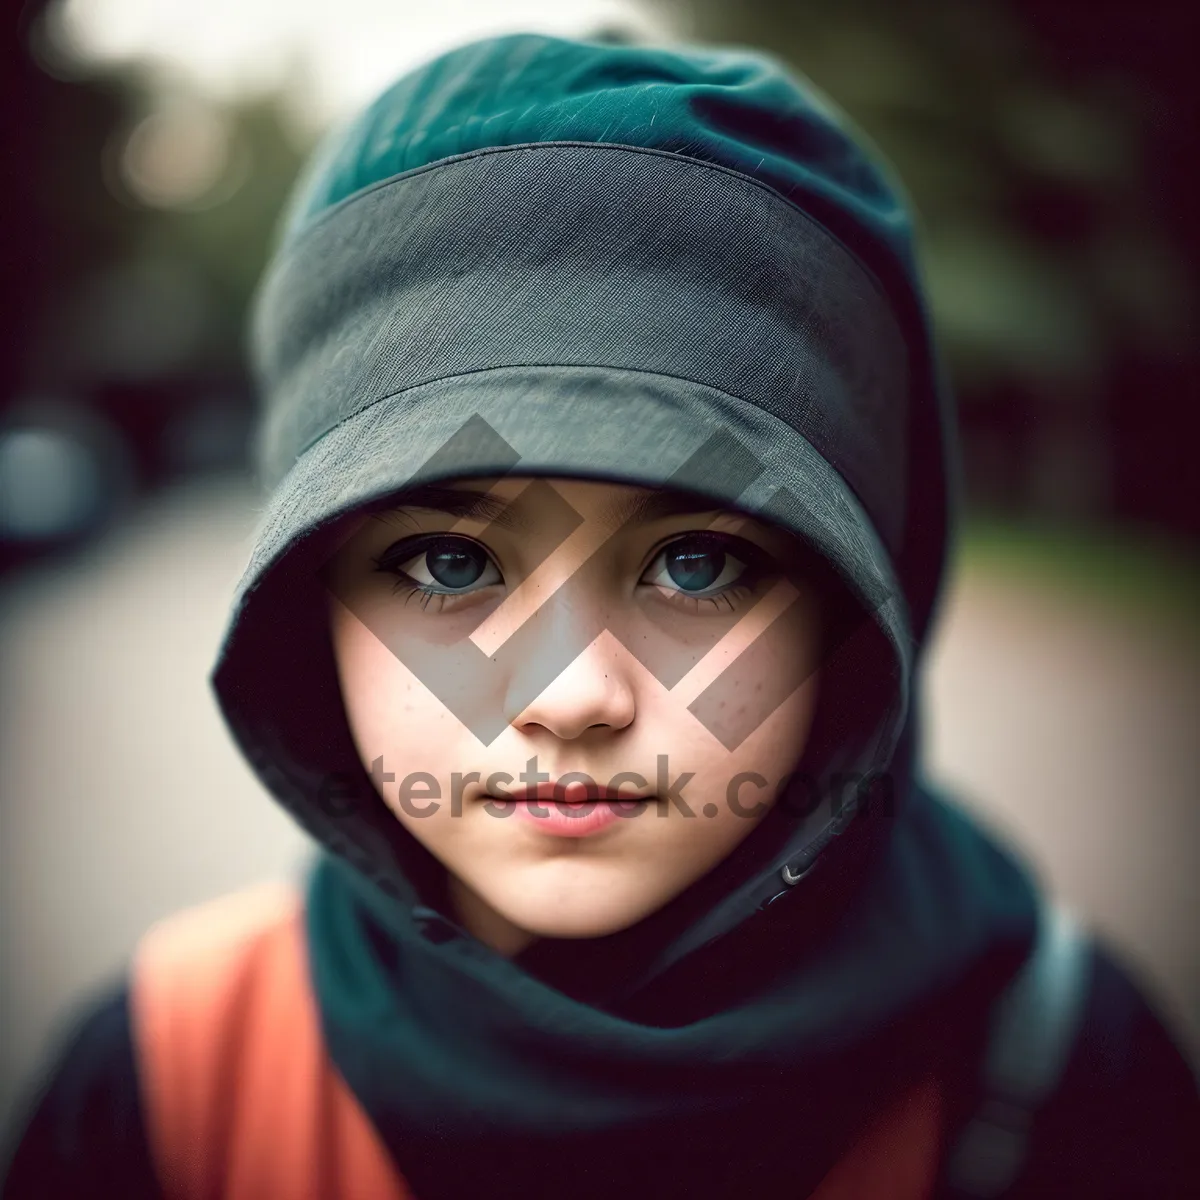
[641,534,758,597]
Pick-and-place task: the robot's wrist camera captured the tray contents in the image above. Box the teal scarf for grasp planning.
[305,762,1037,1198]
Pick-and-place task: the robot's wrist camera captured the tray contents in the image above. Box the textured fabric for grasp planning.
[253,143,910,549]
[200,30,1049,1200]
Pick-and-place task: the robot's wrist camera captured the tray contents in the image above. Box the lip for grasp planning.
[489,780,653,839]
[505,782,649,805]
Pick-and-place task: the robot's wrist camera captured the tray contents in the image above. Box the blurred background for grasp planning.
[2,0,1198,1132]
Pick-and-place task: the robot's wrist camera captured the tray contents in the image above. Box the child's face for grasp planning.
[325,476,821,956]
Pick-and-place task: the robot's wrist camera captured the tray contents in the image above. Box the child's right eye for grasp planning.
[373,535,503,600]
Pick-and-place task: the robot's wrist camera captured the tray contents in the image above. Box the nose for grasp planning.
[507,630,636,741]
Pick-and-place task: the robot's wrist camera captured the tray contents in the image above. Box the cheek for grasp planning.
[719,679,821,811]
[620,670,818,885]
[652,634,821,797]
[329,600,459,777]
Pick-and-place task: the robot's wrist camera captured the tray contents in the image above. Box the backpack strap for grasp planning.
[939,902,1093,1198]
[129,879,413,1200]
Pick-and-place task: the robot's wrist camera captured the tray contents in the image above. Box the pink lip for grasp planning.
[492,780,652,839]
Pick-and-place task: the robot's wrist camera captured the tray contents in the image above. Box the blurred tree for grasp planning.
[638,0,1200,540]
[5,0,313,545]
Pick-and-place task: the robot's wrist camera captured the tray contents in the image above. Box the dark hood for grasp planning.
[208,32,1038,1198]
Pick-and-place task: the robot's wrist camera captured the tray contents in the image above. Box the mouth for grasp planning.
[501,781,653,806]
[486,780,652,838]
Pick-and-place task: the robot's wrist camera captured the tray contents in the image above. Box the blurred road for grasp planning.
[923,547,1200,1064]
[2,476,1197,1133]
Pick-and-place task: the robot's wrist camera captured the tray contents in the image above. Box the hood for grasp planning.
[209,32,1037,1198]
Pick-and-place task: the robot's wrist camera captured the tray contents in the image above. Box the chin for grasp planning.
[504,895,653,942]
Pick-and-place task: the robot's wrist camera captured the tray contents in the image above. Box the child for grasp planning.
[3,32,1198,1200]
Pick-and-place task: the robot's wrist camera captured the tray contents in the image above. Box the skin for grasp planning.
[325,476,822,958]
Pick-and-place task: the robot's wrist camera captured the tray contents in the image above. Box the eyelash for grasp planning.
[642,533,766,614]
[663,588,750,615]
[370,534,497,612]
[371,532,771,613]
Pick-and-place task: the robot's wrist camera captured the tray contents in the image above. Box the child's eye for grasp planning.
[641,533,760,599]
[373,535,502,598]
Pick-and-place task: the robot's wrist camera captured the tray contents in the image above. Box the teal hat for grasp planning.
[251,31,953,632]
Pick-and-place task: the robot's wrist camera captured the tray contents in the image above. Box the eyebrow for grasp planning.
[598,488,734,529]
[369,482,734,533]
[368,485,523,529]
